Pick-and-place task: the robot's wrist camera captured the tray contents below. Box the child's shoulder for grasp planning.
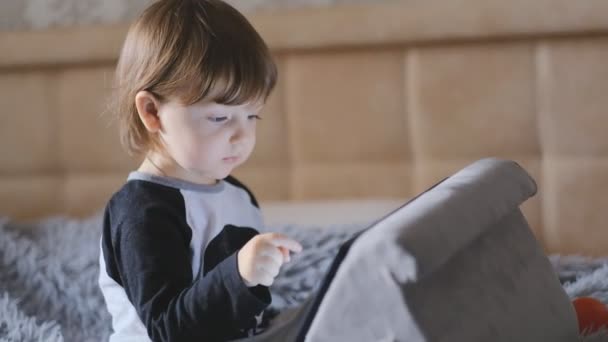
[105,180,186,225]
[224,175,259,209]
[102,180,194,246]
[112,178,182,205]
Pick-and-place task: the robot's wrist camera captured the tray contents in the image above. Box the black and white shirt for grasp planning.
[98,172,270,342]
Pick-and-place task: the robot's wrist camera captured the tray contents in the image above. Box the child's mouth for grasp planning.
[223,156,239,163]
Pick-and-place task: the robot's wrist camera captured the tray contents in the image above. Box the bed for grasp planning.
[2,1,608,340]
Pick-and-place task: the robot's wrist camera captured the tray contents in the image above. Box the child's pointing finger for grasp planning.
[278,246,291,263]
[268,233,303,253]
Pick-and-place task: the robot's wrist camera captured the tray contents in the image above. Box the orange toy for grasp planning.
[572,297,608,334]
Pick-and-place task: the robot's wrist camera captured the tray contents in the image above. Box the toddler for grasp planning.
[98,1,302,341]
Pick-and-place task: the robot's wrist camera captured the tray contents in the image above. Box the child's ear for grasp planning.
[135,91,162,133]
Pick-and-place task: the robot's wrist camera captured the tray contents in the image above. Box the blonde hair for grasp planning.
[110,0,277,156]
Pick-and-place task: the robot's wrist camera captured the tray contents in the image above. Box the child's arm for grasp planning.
[112,206,268,341]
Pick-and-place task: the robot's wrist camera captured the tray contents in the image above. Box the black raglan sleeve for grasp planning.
[111,204,270,341]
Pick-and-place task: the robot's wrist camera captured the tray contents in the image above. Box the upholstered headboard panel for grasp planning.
[1,0,608,255]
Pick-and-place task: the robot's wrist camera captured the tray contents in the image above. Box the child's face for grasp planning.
[156,97,262,184]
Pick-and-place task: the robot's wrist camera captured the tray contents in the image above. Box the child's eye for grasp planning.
[248,115,262,120]
[208,116,228,123]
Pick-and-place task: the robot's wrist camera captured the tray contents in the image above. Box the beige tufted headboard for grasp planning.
[1,0,608,256]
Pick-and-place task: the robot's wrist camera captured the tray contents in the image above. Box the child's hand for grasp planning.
[237,233,303,287]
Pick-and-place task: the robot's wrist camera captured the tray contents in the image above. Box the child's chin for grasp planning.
[216,169,235,180]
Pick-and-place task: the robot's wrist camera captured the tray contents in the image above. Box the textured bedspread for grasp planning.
[0,214,606,341]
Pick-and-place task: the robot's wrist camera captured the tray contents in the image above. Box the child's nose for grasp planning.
[229,122,246,143]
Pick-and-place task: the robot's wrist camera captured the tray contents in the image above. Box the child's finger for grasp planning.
[278,246,290,263]
[260,245,284,264]
[259,255,282,271]
[268,233,303,253]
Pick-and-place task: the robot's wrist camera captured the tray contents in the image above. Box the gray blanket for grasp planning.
[0,214,606,341]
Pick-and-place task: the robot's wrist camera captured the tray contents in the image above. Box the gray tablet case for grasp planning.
[236,158,578,342]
